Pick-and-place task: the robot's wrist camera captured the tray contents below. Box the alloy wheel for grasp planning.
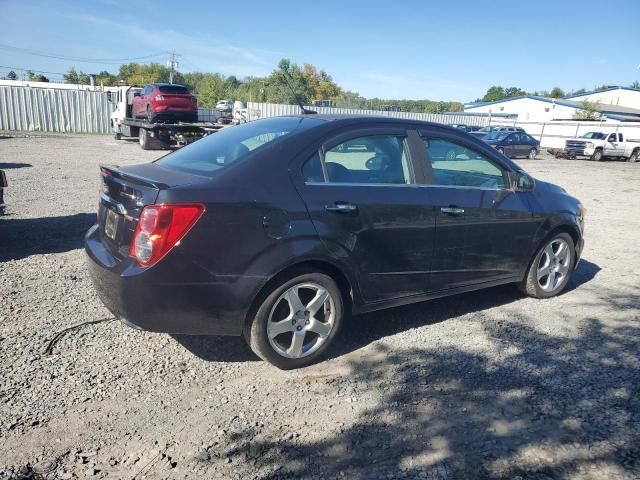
[267,282,336,359]
[536,238,571,292]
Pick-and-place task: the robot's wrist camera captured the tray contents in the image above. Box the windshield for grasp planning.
[155,117,323,177]
[484,132,509,141]
[580,132,606,139]
[158,85,190,94]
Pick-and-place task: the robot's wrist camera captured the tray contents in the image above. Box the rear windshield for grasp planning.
[155,117,323,177]
[158,85,189,94]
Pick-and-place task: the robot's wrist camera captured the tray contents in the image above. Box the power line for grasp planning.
[0,42,167,65]
[0,64,68,76]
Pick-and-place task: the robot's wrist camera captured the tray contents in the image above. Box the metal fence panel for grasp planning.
[247,102,640,149]
[246,102,489,127]
[0,86,114,134]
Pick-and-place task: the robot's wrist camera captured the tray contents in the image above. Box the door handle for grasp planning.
[440,206,465,216]
[325,202,357,214]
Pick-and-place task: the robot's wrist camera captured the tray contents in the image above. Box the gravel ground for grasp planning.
[0,134,639,480]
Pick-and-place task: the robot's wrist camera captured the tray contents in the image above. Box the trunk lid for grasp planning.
[98,163,208,259]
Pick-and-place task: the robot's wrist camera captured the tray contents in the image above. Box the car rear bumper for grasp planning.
[85,225,261,336]
[151,109,198,122]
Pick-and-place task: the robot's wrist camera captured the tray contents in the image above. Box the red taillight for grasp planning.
[129,204,205,267]
[155,95,165,101]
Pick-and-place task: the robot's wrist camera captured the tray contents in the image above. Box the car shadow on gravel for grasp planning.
[202,284,639,479]
[171,335,259,363]
[0,213,95,261]
[0,162,32,169]
[328,258,601,362]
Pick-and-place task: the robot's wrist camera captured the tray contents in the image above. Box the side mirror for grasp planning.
[515,172,535,191]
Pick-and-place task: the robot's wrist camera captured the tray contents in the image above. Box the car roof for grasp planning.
[281,113,463,130]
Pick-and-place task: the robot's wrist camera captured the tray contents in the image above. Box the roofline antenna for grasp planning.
[281,68,316,115]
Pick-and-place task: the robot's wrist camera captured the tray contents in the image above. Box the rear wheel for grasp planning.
[520,232,575,298]
[245,272,344,369]
[497,147,505,156]
[146,105,154,123]
[138,128,168,150]
[529,148,538,159]
[591,149,603,161]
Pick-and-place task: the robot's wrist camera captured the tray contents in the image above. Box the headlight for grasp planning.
[586,142,594,148]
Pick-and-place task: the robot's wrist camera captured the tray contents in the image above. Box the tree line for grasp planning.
[60,59,464,113]
[3,61,639,113]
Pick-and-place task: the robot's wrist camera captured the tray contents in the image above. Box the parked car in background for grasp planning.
[216,100,233,113]
[448,124,482,133]
[483,131,540,159]
[470,125,525,139]
[0,169,6,215]
[86,115,584,369]
[132,83,198,123]
[564,132,640,162]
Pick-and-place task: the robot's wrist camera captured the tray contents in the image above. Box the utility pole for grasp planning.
[167,51,181,84]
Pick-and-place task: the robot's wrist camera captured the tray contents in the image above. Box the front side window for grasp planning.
[322,135,412,184]
[424,138,508,189]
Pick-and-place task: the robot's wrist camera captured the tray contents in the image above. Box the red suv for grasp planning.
[132,83,198,123]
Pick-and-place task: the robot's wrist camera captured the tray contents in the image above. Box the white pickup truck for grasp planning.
[564,132,640,162]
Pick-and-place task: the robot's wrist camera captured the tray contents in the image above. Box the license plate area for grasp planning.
[104,208,119,241]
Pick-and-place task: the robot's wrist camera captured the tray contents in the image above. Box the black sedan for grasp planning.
[86,115,585,369]
[484,131,540,159]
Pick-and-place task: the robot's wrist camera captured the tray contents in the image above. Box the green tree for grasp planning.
[482,86,506,102]
[548,87,565,98]
[573,100,598,120]
[26,70,49,82]
[6,70,17,80]
[64,67,90,85]
[631,81,640,89]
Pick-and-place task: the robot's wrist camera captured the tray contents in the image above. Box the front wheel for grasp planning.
[245,272,344,369]
[497,147,505,156]
[529,148,538,159]
[628,150,639,163]
[519,233,575,298]
[590,149,603,161]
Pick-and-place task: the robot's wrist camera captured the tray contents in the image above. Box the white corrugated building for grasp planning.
[463,87,640,123]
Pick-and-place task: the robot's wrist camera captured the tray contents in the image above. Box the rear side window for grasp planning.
[323,135,411,184]
[156,117,323,177]
[158,85,189,94]
[423,138,508,189]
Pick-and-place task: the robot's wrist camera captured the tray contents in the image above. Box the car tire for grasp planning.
[146,105,155,123]
[139,128,169,150]
[529,148,538,159]
[497,148,506,156]
[519,232,575,299]
[628,150,639,163]
[244,271,344,369]
[114,132,122,141]
[590,149,603,161]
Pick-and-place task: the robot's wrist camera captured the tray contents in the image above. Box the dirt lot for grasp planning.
[0,134,639,480]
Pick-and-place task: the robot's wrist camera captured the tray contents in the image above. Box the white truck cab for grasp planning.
[565,131,639,162]
[107,86,142,138]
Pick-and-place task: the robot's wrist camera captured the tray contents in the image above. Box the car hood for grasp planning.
[533,178,567,195]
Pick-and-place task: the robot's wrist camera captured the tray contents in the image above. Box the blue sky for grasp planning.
[1,0,638,101]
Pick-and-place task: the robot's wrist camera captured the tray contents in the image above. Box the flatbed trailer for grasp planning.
[114,118,227,150]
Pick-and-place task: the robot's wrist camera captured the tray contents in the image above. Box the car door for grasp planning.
[605,133,621,156]
[418,130,537,291]
[297,128,437,303]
